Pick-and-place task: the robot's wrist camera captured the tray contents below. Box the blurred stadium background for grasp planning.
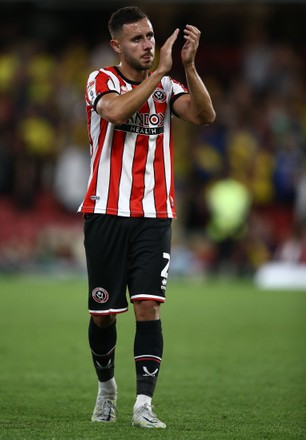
[0,0,306,285]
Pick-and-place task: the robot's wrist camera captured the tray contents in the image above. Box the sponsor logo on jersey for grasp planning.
[127,112,164,127]
[92,287,109,303]
[115,112,165,136]
[116,124,164,135]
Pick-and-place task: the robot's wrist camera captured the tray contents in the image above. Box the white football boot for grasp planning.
[91,393,117,422]
[132,403,166,428]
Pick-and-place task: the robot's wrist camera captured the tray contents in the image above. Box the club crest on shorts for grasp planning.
[92,287,109,303]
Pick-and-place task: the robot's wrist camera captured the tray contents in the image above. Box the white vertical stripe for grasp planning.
[163,105,172,217]
[90,110,103,156]
[142,136,157,216]
[161,76,182,218]
[117,134,137,216]
[117,82,134,216]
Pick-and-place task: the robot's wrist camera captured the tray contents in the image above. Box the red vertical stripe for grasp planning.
[129,134,148,216]
[168,123,176,218]
[129,99,150,216]
[153,133,167,217]
[152,95,168,217]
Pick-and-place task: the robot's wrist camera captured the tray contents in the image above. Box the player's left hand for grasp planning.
[181,25,201,66]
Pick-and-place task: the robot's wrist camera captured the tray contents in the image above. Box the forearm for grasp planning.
[97,70,164,125]
[184,63,215,125]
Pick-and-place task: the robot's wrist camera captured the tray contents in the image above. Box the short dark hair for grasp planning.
[108,6,149,37]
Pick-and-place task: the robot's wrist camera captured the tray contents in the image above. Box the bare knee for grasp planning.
[91,314,116,328]
[133,300,161,321]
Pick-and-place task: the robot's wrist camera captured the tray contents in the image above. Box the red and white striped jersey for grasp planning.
[78,66,188,218]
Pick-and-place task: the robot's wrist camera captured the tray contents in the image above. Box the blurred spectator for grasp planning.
[204,175,252,273]
[295,167,306,224]
[14,105,58,208]
[54,144,89,212]
[275,223,306,264]
[241,23,274,92]
[0,93,14,194]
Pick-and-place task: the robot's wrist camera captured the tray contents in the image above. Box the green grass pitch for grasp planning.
[0,275,305,439]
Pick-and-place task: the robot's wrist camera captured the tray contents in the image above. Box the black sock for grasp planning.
[88,317,116,382]
[134,320,163,397]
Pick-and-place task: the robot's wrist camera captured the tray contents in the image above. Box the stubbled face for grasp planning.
[113,18,155,71]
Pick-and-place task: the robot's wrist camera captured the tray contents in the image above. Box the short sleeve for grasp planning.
[85,69,120,109]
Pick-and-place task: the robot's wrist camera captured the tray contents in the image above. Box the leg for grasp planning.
[84,215,131,422]
[133,300,162,398]
[132,300,166,428]
[89,315,117,383]
[128,218,172,428]
[89,314,118,422]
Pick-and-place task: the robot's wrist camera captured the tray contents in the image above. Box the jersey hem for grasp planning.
[79,206,176,219]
